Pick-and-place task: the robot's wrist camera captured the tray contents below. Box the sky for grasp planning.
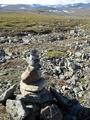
[0,0,90,5]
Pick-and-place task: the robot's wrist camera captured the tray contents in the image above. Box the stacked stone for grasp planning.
[20,49,48,96]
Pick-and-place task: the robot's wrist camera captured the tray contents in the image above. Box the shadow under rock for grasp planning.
[50,87,90,120]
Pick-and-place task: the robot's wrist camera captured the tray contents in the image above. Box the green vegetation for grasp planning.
[0,12,90,36]
[47,50,65,58]
[80,78,86,85]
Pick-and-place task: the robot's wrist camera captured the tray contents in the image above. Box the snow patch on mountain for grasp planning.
[0,4,8,7]
[63,10,74,13]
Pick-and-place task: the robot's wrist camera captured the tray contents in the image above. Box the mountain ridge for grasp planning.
[0,3,90,10]
[0,3,90,16]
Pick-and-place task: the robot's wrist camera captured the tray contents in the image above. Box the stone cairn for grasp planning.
[0,49,90,120]
[20,49,48,96]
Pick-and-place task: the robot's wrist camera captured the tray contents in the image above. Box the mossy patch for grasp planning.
[47,50,65,58]
[80,78,85,85]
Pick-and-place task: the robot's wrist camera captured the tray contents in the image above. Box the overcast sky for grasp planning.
[0,0,90,5]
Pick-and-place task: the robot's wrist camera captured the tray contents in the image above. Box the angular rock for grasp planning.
[40,104,63,120]
[16,94,41,103]
[6,99,29,120]
[64,71,73,79]
[75,52,82,58]
[66,75,79,85]
[78,91,84,98]
[0,84,17,103]
[22,36,30,45]
[50,87,78,110]
[0,37,9,44]
[0,49,6,63]
[53,66,62,77]
[29,53,39,61]
[59,75,65,80]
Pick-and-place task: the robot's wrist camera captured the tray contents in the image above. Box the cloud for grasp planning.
[0,0,90,5]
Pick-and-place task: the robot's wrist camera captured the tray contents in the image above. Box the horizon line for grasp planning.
[0,2,89,5]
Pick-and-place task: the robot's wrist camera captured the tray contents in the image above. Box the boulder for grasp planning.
[6,99,29,120]
[0,84,17,103]
[50,87,78,110]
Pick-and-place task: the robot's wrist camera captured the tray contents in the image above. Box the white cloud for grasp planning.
[0,0,90,5]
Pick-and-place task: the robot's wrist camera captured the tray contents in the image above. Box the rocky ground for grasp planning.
[0,25,90,119]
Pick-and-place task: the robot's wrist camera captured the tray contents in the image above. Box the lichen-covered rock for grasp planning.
[6,99,29,120]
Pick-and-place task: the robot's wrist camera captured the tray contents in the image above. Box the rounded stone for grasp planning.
[21,67,41,83]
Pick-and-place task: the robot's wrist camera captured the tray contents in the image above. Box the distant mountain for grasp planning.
[0,4,32,11]
[0,4,56,11]
[0,3,90,16]
[0,3,90,10]
[66,3,90,9]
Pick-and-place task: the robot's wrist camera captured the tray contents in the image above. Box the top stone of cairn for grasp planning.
[27,49,41,70]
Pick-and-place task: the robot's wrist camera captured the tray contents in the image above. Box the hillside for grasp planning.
[0,12,90,37]
[0,12,90,119]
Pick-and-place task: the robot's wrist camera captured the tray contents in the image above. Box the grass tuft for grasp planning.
[47,50,65,58]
